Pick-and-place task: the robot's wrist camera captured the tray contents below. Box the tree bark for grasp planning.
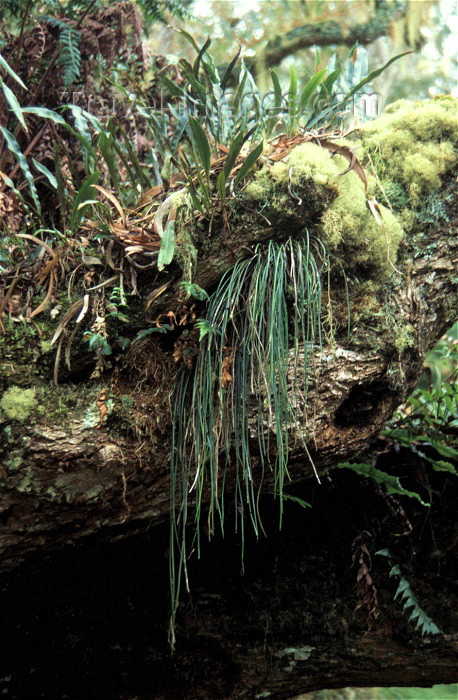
[0,102,457,694]
[1,178,455,569]
[1,463,457,697]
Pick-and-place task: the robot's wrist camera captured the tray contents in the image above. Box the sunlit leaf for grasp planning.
[1,81,28,132]
[158,220,175,271]
[233,141,264,188]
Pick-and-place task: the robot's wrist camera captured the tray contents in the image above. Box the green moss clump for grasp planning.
[290,144,404,276]
[361,98,458,225]
[40,340,53,354]
[393,323,415,354]
[0,386,37,421]
[245,140,404,280]
[174,196,199,278]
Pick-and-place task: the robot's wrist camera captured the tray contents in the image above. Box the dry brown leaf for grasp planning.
[51,297,85,345]
[221,347,233,387]
[144,282,171,311]
[94,184,126,225]
[137,184,165,208]
[29,270,56,319]
[319,139,368,189]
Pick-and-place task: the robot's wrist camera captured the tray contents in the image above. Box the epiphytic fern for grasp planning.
[377,549,442,637]
[45,18,82,87]
[169,234,344,647]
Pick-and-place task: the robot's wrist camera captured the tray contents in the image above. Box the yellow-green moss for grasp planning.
[173,192,199,278]
[393,323,415,354]
[40,340,53,354]
[241,99,456,281]
[321,169,404,278]
[0,386,37,421]
[245,140,404,280]
[361,98,458,221]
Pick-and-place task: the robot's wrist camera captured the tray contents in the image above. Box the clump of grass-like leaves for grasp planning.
[169,234,334,645]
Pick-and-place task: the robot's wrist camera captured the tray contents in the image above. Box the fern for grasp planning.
[136,0,192,26]
[338,462,429,506]
[45,18,82,87]
[168,235,345,647]
[377,550,442,637]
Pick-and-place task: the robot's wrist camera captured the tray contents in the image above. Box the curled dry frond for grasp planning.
[352,530,379,630]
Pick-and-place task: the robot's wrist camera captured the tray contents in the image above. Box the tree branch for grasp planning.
[254,1,408,71]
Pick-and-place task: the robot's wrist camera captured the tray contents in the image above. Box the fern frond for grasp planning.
[137,0,192,26]
[45,18,81,87]
[377,549,442,637]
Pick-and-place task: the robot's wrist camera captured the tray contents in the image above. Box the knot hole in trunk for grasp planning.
[334,381,391,428]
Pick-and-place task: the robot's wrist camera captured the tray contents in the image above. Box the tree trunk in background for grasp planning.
[251,0,410,73]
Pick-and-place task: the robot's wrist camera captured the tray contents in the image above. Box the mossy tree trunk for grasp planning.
[0,101,457,694]
[1,208,455,564]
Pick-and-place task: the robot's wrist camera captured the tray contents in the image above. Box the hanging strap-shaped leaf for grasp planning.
[158,220,175,271]
[1,81,28,132]
[21,106,66,125]
[233,142,264,188]
[0,53,28,90]
[193,37,211,77]
[220,48,241,92]
[32,158,58,189]
[0,126,40,212]
[343,50,412,102]
[189,117,211,180]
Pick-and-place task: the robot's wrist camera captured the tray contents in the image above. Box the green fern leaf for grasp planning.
[45,18,81,87]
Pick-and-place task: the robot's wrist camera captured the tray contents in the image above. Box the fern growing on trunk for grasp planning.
[168,234,343,645]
